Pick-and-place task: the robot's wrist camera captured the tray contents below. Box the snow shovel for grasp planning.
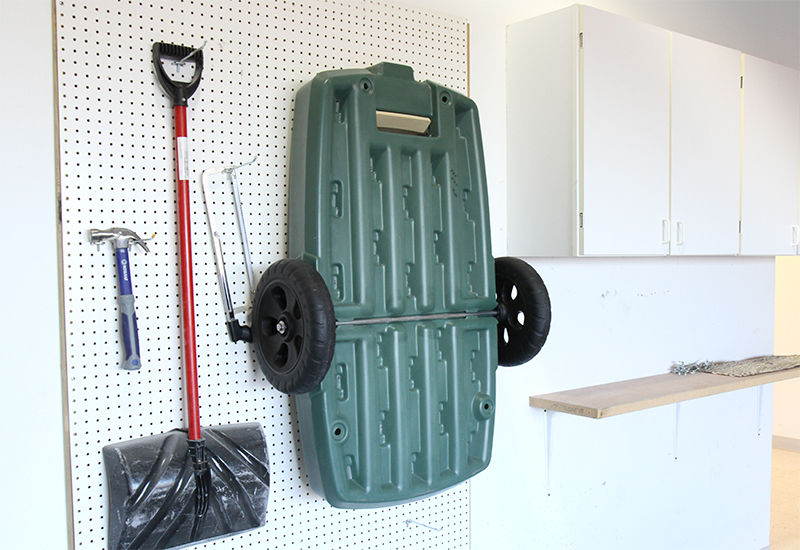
[102,41,270,550]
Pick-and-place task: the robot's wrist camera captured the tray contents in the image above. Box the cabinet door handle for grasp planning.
[676,221,685,246]
[662,219,671,244]
[792,225,800,247]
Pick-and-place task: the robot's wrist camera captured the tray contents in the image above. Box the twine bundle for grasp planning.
[671,355,800,377]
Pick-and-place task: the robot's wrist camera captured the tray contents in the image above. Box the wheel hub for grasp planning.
[276,314,294,341]
[276,319,287,336]
[496,301,510,326]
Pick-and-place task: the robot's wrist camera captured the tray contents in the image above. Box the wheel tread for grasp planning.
[495,256,551,366]
[252,259,335,394]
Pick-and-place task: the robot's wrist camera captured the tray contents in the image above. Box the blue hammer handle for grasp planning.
[114,246,141,370]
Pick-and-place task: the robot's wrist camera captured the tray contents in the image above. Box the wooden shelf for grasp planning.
[530,368,800,419]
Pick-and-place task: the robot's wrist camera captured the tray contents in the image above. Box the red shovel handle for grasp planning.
[174,104,201,441]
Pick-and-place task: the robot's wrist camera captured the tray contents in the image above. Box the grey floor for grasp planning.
[772,448,800,550]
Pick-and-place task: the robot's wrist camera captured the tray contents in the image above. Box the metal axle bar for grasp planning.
[336,309,497,327]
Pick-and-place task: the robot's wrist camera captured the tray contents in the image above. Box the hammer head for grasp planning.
[89,227,151,252]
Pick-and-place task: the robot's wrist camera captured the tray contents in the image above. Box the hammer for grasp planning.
[90,227,151,370]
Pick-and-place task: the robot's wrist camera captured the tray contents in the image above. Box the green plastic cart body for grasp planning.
[289,63,498,508]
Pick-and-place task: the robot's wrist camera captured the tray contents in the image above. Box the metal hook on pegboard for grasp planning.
[404,519,444,532]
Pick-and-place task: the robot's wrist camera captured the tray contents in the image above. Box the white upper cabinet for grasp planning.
[580,7,671,256]
[507,5,800,257]
[670,33,742,256]
[507,5,671,256]
[741,55,800,256]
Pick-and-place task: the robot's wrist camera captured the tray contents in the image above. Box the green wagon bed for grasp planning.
[250,62,551,508]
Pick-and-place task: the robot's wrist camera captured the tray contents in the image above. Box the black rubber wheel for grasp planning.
[251,259,335,394]
[495,257,551,366]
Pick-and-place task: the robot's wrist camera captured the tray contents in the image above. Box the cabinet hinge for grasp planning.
[579,212,584,228]
[579,32,584,48]
[739,220,742,233]
[740,76,743,89]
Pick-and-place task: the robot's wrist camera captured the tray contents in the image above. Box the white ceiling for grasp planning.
[596,0,799,69]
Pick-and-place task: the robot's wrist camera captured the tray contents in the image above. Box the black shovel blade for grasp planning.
[103,423,269,550]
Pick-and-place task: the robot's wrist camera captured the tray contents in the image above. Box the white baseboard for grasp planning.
[773,435,800,452]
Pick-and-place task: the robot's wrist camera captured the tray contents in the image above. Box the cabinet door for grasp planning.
[506,6,578,257]
[741,55,800,256]
[671,33,741,256]
[580,6,671,256]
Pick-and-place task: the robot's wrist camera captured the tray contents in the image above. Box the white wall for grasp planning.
[0,0,70,548]
[474,257,774,550]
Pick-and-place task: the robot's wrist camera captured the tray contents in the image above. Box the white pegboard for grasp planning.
[56,0,468,548]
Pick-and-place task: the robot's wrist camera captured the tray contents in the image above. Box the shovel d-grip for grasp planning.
[152,42,204,107]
